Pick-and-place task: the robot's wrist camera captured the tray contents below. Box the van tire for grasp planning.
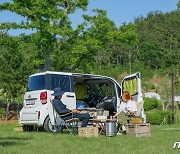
[44,116,63,133]
[22,125,34,132]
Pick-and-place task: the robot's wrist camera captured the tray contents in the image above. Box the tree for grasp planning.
[0,0,88,70]
[94,22,139,74]
[0,35,37,120]
[135,11,180,70]
[139,42,162,69]
[177,0,180,9]
[51,9,116,72]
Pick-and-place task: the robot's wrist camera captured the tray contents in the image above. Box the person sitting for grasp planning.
[113,91,137,133]
[52,87,90,127]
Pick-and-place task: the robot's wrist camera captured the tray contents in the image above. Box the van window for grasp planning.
[95,83,115,96]
[117,85,121,97]
[49,74,71,92]
[28,75,46,91]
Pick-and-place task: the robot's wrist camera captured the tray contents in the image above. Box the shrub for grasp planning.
[147,83,155,90]
[142,82,155,91]
[0,107,6,117]
[146,109,172,125]
[143,97,159,111]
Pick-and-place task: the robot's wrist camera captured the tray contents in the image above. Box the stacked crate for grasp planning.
[126,123,150,137]
[78,127,98,137]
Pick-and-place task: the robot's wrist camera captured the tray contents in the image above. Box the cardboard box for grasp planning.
[129,118,143,124]
[78,127,98,137]
[126,123,150,137]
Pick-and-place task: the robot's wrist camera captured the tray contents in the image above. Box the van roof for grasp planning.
[30,71,72,77]
[29,71,122,88]
[30,71,114,80]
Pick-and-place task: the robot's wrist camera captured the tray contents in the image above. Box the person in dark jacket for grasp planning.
[52,87,90,127]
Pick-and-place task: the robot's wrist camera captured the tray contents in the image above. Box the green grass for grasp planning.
[0,124,180,154]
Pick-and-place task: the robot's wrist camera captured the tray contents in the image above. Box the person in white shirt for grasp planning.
[114,91,137,134]
[118,99,137,116]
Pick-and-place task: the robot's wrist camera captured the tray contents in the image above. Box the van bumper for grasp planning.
[19,108,48,126]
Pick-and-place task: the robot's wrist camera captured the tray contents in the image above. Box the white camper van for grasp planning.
[19,71,143,132]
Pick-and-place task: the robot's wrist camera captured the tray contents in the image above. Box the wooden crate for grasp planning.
[14,127,23,132]
[126,123,150,137]
[78,127,98,137]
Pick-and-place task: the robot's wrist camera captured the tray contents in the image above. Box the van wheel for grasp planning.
[44,116,63,133]
[22,125,34,132]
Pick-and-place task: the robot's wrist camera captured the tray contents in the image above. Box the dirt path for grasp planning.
[0,119,19,125]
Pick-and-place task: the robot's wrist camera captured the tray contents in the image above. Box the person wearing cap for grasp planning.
[52,87,90,127]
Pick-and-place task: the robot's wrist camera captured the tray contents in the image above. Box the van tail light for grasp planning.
[38,111,40,120]
[40,91,47,105]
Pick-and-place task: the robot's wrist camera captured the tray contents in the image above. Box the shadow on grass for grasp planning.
[0,136,33,140]
[161,128,180,131]
[0,141,18,147]
[0,136,33,147]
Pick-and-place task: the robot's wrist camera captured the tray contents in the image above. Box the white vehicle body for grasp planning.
[19,71,143,131]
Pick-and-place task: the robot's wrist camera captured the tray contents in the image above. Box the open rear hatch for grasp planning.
[121,72,142,102]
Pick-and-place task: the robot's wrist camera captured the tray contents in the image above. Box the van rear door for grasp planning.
[24,74,47,108]
[121,72,142,102]
[20,74,47,123]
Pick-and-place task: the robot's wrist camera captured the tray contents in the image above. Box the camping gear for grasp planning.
[51,100,79,134]
[126,123,150,137]
[76,103,85,109]
[97,108,104,116]
[107,115,113,119]
[103,110,109,116]
[78,127,98,137]
[105,121,116,137]
[129,118,143,124]
[96,116,107,120]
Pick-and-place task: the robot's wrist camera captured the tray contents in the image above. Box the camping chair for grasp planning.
[116,101,146,133]
[135,101,144,117]
[135,100,146,122]
[128,101,146,124]
[50,100,79,135]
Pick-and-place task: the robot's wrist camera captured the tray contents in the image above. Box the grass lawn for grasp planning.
[0,124,180,154]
